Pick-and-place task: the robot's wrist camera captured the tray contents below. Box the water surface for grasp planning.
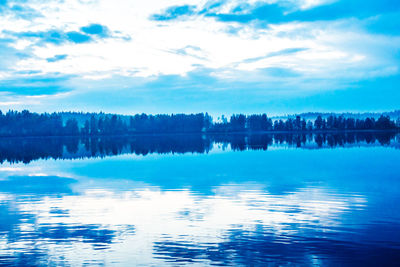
[0,133,399,266]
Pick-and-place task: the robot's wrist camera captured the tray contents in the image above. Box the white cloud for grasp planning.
[296,0,337,10]
[0,0,399,112]
[1,0,395,81]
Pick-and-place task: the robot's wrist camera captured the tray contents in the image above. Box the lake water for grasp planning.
[0,133,399,266]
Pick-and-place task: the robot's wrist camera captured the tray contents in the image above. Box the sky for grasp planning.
[0,0,399,116]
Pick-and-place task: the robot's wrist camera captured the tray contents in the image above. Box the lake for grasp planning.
[0,133,399,266]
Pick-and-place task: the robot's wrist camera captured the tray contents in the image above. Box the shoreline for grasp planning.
[0,129,398,139]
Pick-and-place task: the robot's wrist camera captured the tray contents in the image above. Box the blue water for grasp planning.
[0,135,399,266]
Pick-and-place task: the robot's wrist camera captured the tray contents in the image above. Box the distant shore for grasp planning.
[0,110,398,138]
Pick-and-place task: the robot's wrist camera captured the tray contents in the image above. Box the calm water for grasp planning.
[0,133,399,266]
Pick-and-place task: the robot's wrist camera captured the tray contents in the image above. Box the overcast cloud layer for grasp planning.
[0,0,399,115]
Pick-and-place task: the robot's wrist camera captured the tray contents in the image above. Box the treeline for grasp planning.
[211,114,399,132]
[0,111,210,137]
[0,110,398,137]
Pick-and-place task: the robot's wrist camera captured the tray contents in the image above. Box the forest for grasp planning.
[0,110,398,137]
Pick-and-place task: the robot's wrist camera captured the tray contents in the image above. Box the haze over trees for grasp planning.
[0,110,398,137]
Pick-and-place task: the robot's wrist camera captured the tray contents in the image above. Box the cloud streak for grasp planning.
[4,23,112,45]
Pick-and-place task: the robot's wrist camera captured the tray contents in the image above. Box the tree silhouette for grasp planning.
[0,110,398,137]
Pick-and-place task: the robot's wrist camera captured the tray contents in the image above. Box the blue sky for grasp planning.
[0,0,399,115]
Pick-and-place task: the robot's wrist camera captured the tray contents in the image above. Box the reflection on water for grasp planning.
[0,132,399,164]
[0,133,399,266]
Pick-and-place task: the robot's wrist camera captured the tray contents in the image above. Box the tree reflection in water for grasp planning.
[0,132,398,164]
